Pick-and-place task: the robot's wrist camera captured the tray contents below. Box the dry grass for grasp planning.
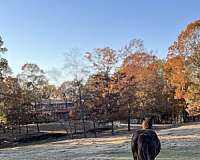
[0,122,200,160]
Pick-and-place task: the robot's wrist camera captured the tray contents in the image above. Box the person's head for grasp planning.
[142,117,153,129]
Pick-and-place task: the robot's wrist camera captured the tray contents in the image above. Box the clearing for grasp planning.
[0,123,200,160]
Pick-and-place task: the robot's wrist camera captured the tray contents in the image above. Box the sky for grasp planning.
[0,0,200,82]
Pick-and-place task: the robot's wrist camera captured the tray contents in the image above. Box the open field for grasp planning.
[0,123,200,160]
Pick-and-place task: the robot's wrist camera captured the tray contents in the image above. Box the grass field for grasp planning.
[0,122,200,160]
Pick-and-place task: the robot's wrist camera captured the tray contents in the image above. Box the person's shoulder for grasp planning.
[143,129,159,137]
[132,129,145,135]
[143,129,156,133]
[144,129,154,131]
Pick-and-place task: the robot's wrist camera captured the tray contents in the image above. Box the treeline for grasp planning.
[0,20,200,132]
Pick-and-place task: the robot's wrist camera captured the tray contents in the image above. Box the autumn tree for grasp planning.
[84,73,110,124]
[17,63,48,132]
[3,77,31,133]
[164,55,188,122]
[119,38,170,123]
[166,20,200,117]
[185,45,200,116]
[85,47,119,134]
[0,36,9,130]
[111,70,137,130]
[121,53,162,118]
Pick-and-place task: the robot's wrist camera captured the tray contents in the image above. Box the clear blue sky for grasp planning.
[0,0,200,76]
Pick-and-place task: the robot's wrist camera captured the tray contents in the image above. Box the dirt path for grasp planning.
[0,123,200,160]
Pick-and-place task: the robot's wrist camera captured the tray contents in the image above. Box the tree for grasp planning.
[84,73,110,121]
[185,44,200,116]
[0,36,8,80]
[59,81,77,102]
[168,20,200,58]
[4,77,26,132]
[85,47,118,73]
[64,48,89,81]
[0,36,8,53]
[167,20,200,117]
[63,49,90,137]
[17,63,48,132]
[0,36,8,131]
[109,69,136,131]
[120,51,166,121]
[85,47,119,134]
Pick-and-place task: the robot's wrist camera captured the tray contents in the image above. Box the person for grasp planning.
[131,117,161,160]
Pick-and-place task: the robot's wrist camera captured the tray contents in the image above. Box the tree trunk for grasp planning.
[36,121,40,133]
[93,120,97,138]
[11,125,14,135]
[26,124,29,134]
[82,118,87,138]
[2,125,6,133]
[78,83,87,138]
[128,107,131,131]
[35,114,40,133]
[128,118,131,131]
[111,121,114,135]
[34,102,40,133]
[18,123,21,134]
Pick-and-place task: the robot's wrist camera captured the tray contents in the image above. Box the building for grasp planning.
[36,99,74,121]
